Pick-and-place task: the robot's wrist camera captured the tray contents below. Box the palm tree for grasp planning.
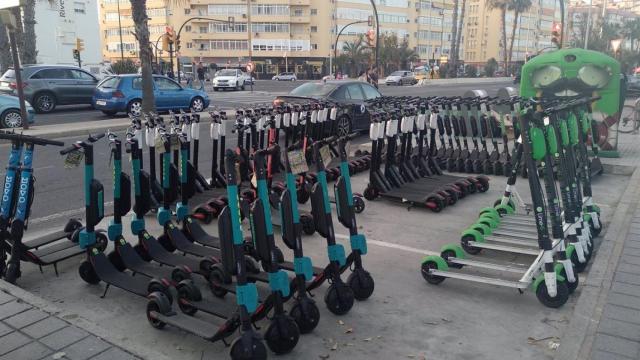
[623,18,640,53]
[130,0,156,113]
[342,35,368,77]
[21,0,37,64]
[507,0,532,69]
[486,0,508,71]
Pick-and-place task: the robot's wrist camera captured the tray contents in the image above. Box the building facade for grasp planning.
[98,0,566,76]
[34,0,102,68]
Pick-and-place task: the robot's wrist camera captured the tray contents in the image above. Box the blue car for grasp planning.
[0,94,35,128]
[92,75,210,116]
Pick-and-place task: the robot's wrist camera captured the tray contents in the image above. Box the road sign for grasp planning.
[246,62,254,72]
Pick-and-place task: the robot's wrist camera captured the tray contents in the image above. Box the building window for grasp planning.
[187,42,193,49]
[211,22,247,33]
[294,9,304,17]
[311,26,317,33]
[199,26,207,33]
[208,5,245,16]
[311,43,318,50]
[251,23,290,33]
[311,9,317,15]
[251,4,289,16]
[185,25,192,32]
[185,8,190,15]
[210,40,249,50]
[74,2,85,14]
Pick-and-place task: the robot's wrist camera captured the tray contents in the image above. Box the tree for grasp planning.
[341,35,369,77]
[378,33,419,75]
[21,0,37,64]
[110,59,138,74]
[130,0,156,113]
[465,64,478,78]
[623,18,640,53]
[0,28,11,72]
[507,0,532,69]
[485,58,498,77]
[486,0,508,71]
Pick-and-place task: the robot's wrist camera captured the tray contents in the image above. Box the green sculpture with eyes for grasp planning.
[520,48,621,152]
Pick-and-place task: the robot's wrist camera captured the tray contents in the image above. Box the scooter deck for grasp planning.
[379,188,433,205]
[29,241,83,265]
[139,233,206,274]
[429,269,529,289]
[466,241,540,256]
[22,229,70,250]
[179,295,238,318]
[117,242,180,281]
[183,219,220,248]
[150,310,230,340]
[92,253,153,297]
[167,225,220,258]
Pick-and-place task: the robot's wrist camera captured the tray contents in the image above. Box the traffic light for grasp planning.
[551,22,562,48]
[367,15,373,27]
[162,33,169,51]
[75,38,84,52]
[365,29,375,47]
[72,49,80,59]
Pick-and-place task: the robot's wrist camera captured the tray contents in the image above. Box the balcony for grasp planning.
[290,0,310,5]
[290,14,310,23]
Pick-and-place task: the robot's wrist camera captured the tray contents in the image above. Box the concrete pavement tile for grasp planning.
[0,322,11,337]
[591,349,635,360]
[623,247,640,257]
[621,255,640,266]
[0,331,31,356]
[602,304,640,325]
[607,293,640,311]
[3,309,49,329]
[0,292,13,305]
[40,326,89,350]
[598,318,640,342]
[592,334,640,359]
[0,341,51,360]
[626,241,640,250]
[615,272,640,286]
[89,347,137,360]
[611,282,640,298]
[617,263,640,275]
[60,336,110,360]
[0,300,31,320]
[22,317,67,339]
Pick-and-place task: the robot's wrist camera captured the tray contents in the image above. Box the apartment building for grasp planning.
[98,0,565,76]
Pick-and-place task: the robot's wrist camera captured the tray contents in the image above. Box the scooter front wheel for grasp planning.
[324,281,355,315]
[290,298,320,334]
[536,279,570,308]
[265,314,300,354]
[347,268,375,300]
[230,333,267,360]
[79,261,100,285]
[3,263,20,284]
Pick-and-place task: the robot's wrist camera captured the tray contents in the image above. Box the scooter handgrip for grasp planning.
[60,144,80,155]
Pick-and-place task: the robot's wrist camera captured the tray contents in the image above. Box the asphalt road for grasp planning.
[5,79,514,233]
[35,79,513,125]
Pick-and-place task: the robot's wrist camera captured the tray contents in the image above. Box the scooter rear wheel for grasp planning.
[536,279,570,308]
[79,261,100,285]
[324,281,355,315]
[146,294,170,329]
[347,268,375,300]
[290,298,320,334]
[300,214,315,235]
[420,261,445,285]
[230,335,267,360]
[353,196,366,214]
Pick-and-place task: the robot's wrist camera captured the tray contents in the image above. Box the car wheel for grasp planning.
[190,97,205,112]
[1,109,23,128]
[213,87,218,91]
[336,115,352,137]
[34,92,56,113]
[101,110,118,116]
[127,99,142,117]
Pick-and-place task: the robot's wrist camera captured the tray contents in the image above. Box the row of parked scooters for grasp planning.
[0,99,373,359]
[421,95,603,308]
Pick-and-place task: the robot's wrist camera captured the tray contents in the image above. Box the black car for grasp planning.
[273,81,382,136]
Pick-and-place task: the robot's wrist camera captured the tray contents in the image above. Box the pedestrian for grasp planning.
[197,62,206,91]
[368,66,379,89]
[357,70,367,82]
[167,69,174,79]
[430,68,435,79]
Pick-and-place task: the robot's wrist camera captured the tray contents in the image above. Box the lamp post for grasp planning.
[369,0,380,75]
[116,0,125,62]
[332,20,369,74]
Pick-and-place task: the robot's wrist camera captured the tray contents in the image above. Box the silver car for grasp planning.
[385,71,417,86]
[272,72,297,81]
[0,64,99,113]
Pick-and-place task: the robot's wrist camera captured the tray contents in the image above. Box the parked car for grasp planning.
[0,94,35,128]
[0,64,99,113]
[273,81,382,136]
[272,72,297,81]
[628,73,640,90]
[92,75,209,117]
[385,71,417,86]
[212,69,251,91]
[513,72,521,84]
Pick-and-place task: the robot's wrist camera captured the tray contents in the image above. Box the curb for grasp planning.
[0,279,173,360]
[416,77,512,86]
[554,167,640,360]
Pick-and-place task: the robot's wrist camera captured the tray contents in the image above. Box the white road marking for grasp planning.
[334,233,437,256]
[28,201,114,225]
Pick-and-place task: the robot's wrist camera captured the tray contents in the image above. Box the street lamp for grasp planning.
[332,20,369,74]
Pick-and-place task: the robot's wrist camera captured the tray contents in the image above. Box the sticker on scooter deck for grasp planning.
[320,145,333,167]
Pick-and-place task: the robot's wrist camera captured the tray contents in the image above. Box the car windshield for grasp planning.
[1,69,16,80]
[390,71,404,76]
[290,83,337,97]
[218,70,236,76]
[97,76,120,89]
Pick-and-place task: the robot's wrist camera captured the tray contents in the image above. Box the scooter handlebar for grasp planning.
[0,131,64,147]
